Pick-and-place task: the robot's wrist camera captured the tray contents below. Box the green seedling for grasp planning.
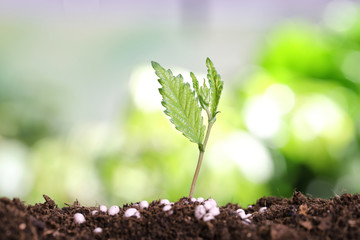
[152,58,224,198]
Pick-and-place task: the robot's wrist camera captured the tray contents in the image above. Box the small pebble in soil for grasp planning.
[91,210,98,215]
[93,227,102,233]
[99,205,107,212]
[259,207,267,213]
[195,205,206,220]
[196,197,204,203]
[203,213,215,222]
[74,213,86,224]
[108,206,120,216]
[160,199,170,205]
[124,208,140,218]
[139,200,149,209]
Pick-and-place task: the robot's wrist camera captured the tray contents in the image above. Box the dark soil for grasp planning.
[0,191,359,240]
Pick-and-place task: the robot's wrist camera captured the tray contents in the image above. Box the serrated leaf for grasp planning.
[199,78,210,107]
[206,57,224,120]
[152,61,205,144]
[190,72,209,110]
[190,72,199,93]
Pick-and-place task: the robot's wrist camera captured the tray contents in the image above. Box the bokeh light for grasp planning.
[0,0,360,207]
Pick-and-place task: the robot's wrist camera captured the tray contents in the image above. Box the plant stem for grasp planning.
[189,121,214,198]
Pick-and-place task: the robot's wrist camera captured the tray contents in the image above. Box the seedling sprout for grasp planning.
[152,58,223,198]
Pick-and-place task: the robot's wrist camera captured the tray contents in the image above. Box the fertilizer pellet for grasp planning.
[204,199,217,210]
[208,207,220,216]
[194,205,206,220]
[99,205,107,213]
[203,213,215,222]
[108,206,120,216]
[236,209,252,219]
[74,213,85,224]
[139,200,149,209]
[196,197,204,203]
[124,208,140,218]
[160,199,170,205]
[163,205,172,212]
[243,218,252,224]
[259,207,267,213]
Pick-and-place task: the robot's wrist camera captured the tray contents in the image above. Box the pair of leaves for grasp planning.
[152,58,223,145]
[191,58,224,121]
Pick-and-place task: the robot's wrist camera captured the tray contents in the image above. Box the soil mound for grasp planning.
[0,192,359,239]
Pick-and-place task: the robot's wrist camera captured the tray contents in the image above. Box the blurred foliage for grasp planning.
[1,3,360,207]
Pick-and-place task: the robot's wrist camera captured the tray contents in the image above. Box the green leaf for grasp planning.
[206,57,224,120]
[199,78,210,107]
[152,61,205,144]
[190,72,200,97]
[190,72,209,110]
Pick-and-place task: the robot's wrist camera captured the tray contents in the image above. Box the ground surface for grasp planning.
[0,192,359,240]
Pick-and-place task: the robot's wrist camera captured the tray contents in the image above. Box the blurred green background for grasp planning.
[0,0,359,207]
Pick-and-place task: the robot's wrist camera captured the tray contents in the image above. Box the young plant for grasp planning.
[152,58,224,198]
